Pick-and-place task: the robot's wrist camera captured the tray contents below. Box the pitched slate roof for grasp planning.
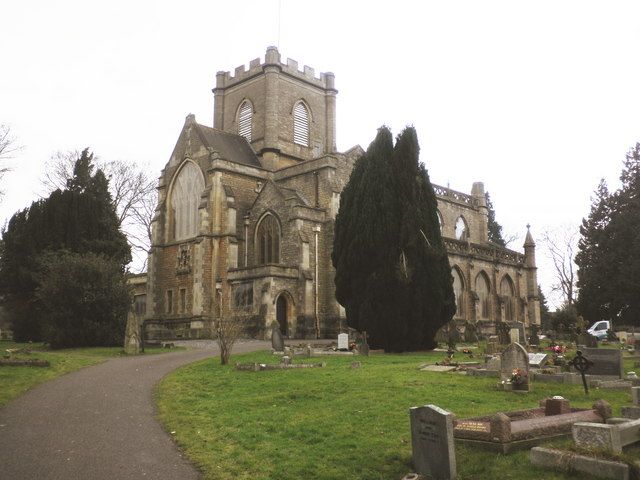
[194,124,261,168]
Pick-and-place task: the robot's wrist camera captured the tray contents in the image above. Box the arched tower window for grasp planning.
[437,210,443,233]
[256,213,281,265]
[452,267,465,318]
[500,275,516,321]
[237,100,253,141]
[455,216,468,241]
[171,161,205,240]
[475,272,491,320]
[293,101,310,147]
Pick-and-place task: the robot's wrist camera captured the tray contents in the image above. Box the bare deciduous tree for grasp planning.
[542,227,579,306]
[41,151,157,270]
[0,125,22,199]
[214,316,246,365]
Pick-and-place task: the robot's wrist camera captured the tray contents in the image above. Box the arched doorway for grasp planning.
[276,295,288,337]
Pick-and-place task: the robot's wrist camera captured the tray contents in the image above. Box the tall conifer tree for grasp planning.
[332,126,455,351]
[576,143,640,325]
[0,149,131,342]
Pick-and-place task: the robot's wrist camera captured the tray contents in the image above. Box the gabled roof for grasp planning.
[193,123,261,168]
[250,180,310,211]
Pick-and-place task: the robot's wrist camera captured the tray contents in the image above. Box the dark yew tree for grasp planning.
[36,252,132,349]
[0,148,131,343]
[576,179,613,323]
[576,143,640,326]
[332,126,455,352]
[485,192,506,247]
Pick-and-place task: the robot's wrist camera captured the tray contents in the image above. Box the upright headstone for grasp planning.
[514,321,526,345]
[485,336,499,355]
[338,333,349,351]
[580,348,623,378]
[124,311,141,355]
[360,332,370,357]
[509,328,520,344]
[500,343,530,388]
[271,325,284,352]
[464,322,478,343]
[409,404,456,480]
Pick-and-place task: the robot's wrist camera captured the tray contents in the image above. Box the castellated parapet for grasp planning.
[214,46,336,92]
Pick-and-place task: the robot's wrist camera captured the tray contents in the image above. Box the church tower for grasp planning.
[212,46,337,171]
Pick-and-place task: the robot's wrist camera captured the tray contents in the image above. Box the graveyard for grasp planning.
[156,341,640,480]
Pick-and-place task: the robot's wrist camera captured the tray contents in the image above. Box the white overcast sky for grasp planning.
[1,1,639,308]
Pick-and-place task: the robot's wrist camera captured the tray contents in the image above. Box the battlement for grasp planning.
[214,46,335,91]
[433,184,478,207]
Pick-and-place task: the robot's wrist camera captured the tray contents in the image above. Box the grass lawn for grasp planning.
[157,348,634,480]
[0,340,181,408]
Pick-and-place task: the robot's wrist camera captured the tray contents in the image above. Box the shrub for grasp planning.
[35,251,131,348]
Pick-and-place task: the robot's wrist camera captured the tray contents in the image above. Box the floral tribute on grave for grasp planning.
[453,398,612,453]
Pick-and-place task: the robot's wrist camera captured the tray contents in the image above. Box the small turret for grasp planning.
[523,224,536,268]
[471,182,488,242]
[523,224,540,325]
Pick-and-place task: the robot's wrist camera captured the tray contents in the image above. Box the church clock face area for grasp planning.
[142,47,541,341]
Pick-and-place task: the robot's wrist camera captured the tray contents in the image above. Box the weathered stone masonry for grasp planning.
[143,47,540,340]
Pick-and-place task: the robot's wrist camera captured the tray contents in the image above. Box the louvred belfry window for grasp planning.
[238,101,252,141]
[293,101,310,146]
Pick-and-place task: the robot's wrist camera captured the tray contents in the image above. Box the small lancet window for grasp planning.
[238,100,252,141]
[293,101,310,147]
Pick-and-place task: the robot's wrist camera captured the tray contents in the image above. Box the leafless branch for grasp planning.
[541,227,579,306]
[0,125,23,199]
[215,316,246,365]
[41,152,158,268]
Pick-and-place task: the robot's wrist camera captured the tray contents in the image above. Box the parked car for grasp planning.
[587,320,611,340]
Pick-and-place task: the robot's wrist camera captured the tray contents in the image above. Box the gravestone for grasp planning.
[486,355,501,371]
[338,333,349,351]
[509,328,520,344]
[580,348,623,378]
[124,311,141,355]
[485,336,500,355]
[464,322,478,343]
[360,332,370,357]
[271,325,284,352]
[529,325,540,346]
[528,353,549,368]
[500,343,530,389]
[514,321,526,345]
[409,404,456,479]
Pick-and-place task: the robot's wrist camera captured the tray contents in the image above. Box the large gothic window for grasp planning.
[237,100,252,141]
[452,267,464,318]
[455,216,468,241]
[293,101,310,147]
[500,275,516,321]
[256,213,280,265]
[475,272,491,320]
[171,161,205,240]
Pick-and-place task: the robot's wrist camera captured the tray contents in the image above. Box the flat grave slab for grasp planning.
[420,365,457,372]
[528,353,549,368]
[453,399,611,453]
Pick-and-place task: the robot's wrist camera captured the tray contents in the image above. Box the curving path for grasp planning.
[0,340,269,479]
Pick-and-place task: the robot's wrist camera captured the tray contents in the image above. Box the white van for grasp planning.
[587,320,611,340]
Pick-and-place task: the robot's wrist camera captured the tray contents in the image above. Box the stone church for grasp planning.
[143,47,540,340]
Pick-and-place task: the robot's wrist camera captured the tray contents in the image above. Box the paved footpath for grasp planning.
[0,340,269,480]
